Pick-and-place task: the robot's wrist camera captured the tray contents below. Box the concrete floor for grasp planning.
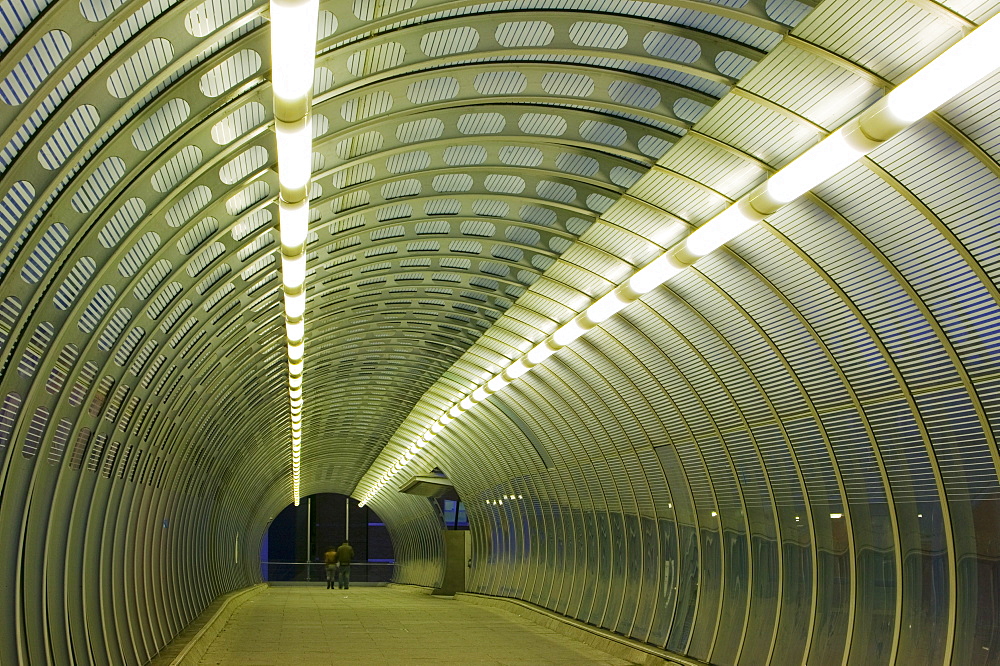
[196,586,638,665]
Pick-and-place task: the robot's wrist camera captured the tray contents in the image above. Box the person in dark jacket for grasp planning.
[335,541,354,589]
[323,546,338,589]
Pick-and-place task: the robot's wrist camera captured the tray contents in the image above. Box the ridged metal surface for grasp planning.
[0,0,996,663]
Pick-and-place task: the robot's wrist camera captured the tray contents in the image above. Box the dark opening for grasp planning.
[260,492,394,583]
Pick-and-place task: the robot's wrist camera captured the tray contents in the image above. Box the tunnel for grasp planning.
[0,0,998,663]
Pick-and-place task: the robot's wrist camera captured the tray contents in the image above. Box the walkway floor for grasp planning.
[195,586,638,665]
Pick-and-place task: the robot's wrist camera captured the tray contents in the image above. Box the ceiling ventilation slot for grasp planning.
[579,120,628,146]
[335,131,383,159]
[443,145,486,166]
[237,233,272,261]
[499,146,543,167]
[104,385,130,423]
[119,232,161,276]
[211,100,266,145]
[0,393,21,454]
[131,99,191,150]
[461,220,495,237]
[113,327,145,366]
[440,258,471,270]
[47,418,72,465]
[536,181,577,203]
[85,433,108,473]
[178,217,219,255]
[610,166,643,188]
[406,240,439,252]
[506,227,540,245]
[184,0,257,36]
[88,376,114,417]
[199,49,262,97]
[240,253,274,280]
[457,113,504,135]
[0,181,35,246]
[247,272,276,294]
[187,241,226,276]
[608,80,661,109]
[556,152,599,176]
[152,146,203,192]
[492,245,523,262]
[132,260,171,301]
[226,181,269,216]
[78,286,116,333]
[139,355,166,389]
[204,283,235,311]
[68,361,98,407]
[159,299,192,333]
[97,308,132,351]
[22,406,50,459]
[495,21,553,47]
[370,225,405,241]
[38,105,100,169]
[166,186,212,227]
[478,261,509,277]
[420,26,479,57]
[100,440,120,478]
[352,0,415,22]
[129,341,158,377]
[21,223,69,283]
[433,174,473,192]
[341,90,393,122]
[365,245,397,258]
[196,263,231,294]
[17,321,53,377]
[346,42,405,77]
[219,146,268,184]
[332,163,375,189]
[642,32,701,63]
[382,179,421,199]
[45,343,79,394]
[386,151,430,174]
[484,175,525,194]
[0,30,72,105]
[232,208,272,241]
[406,76,460,104]
[377,204,412,221]
[53,257,96,309]
[569,21,628,49]
[542,72,594,97]
[117,397,139,432]
[210,298,239,324]
[566,217,594,236]
[70,157,126,213]
[68,428,92,471]
[107,38,175,98]
[587,193,615,212]
[168,316,198,348]
[474,70,526,95]
[396,118,444,143]
[424,199,461,216]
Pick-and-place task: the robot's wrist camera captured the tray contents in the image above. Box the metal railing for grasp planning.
[261,561,395,583]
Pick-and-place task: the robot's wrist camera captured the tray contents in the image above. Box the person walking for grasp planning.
[335,541,354,589]
[323,545,338,590]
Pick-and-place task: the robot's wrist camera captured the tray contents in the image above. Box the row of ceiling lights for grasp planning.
[270,0,319,506]
[357,13,1000,508]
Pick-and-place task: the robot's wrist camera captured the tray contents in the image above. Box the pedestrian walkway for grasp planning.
[194,586,638,665]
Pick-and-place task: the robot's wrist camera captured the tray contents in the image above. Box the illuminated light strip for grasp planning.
[270,0,318,507]
[358,13,1000,507]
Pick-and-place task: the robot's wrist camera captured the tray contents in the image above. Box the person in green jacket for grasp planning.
[335,541,354,589]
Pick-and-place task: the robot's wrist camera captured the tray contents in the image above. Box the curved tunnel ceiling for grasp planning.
[0,0,799,508]
[1,0,999,663]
